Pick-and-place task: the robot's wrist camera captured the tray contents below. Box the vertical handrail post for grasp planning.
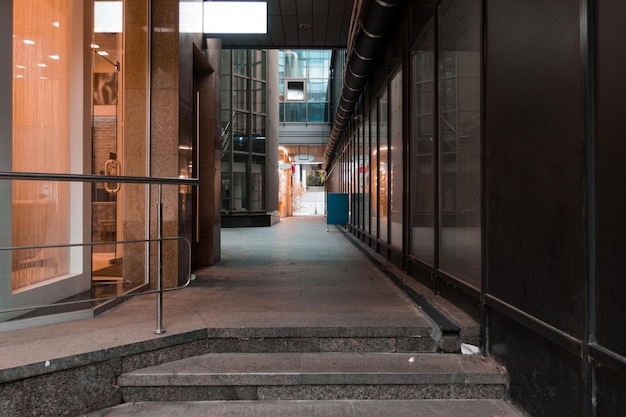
[155,183,166,334]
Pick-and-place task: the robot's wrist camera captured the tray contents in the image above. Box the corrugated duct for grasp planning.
[324,0,403,168]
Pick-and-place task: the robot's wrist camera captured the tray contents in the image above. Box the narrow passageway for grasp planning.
[190,216,432,329]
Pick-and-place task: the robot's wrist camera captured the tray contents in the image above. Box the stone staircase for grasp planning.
[82,327,528,417]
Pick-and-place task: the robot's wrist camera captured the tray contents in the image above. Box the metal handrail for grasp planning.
[0,236,192,311]
[0,170,198,186]
[0,171,199,333]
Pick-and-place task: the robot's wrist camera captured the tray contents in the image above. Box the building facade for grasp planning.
[0,0,221,328]
[325,1,626,416]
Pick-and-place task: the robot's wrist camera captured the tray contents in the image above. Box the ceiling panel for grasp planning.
[217,0,355,49]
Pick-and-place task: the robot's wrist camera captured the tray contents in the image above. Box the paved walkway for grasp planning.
[0,216,434,372]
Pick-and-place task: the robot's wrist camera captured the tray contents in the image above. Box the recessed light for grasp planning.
[97,51,109,56]
[53,22,60,27]
[23,39,35,45]
[49,55,60,60]
[37,63,47,68]
[299,23,311,29]
[16,65,26,69]
[91,43,101,49]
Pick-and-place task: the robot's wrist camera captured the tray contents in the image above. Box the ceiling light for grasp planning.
[16,65,26,69]
[94,1,123,33]
[53,22,60,27]
[23,39,35,45]
[97,51,109,56]
[37,63,47,68]
[204,2,267,34]
[299,23,311,29]
[49,55,60,60]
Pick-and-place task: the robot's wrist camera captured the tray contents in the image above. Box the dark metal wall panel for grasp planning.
[485,0,585,337]
[594,0,626,359]
[595,366,626,417]
[490,312,583,417]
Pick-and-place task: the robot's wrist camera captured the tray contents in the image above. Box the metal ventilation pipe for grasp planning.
[324,0,403,167]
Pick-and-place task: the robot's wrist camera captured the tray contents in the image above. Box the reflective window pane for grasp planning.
[438,0,482,287]
[410,20,436,264]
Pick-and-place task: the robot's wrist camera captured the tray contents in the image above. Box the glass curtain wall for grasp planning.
[221,49,268,214]
[279,50,331,123]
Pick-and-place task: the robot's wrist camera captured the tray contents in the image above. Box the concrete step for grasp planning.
[82,399,528,417]
[199,327,439,354]
[118,352,507,402]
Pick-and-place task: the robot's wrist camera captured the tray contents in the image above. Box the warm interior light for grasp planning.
[49,55,60,60]
[97,51,109,56]
[204,2,267,34]
[23,39,35,45]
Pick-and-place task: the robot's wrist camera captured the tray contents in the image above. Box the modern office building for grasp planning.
[1,0,625,416]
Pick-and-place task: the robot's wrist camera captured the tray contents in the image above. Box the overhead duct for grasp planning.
[324,0,403,167]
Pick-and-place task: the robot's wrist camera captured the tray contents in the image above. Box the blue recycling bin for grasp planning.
[326,193,348,230]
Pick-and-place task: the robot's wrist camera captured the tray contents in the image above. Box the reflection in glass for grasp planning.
[378,90,389,242]
[410,21,436,264]
[438,0,482,287]
[232,154,248,211]
[285,102,306,122]
[390,71,403,249]
[251,155,265,211]
[364,115,370,234]
[371,105,378,236]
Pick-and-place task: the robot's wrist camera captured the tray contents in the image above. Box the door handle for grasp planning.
[104,159,121,193]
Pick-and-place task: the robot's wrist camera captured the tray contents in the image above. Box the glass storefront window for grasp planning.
[378,90,389,242]
[358,123,365,230]
[364,114,371,234]
[390,71,403,249]
[371,105,378,237]
[12,0,74,290]
[410,21,436,265]
[438,0,482,288]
